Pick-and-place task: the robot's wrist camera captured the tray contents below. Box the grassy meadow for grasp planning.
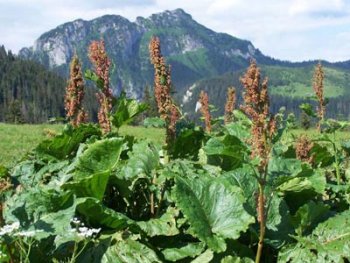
[1,122,350,168]
[0,123,165,167]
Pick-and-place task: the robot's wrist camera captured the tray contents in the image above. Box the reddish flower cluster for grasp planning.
[295,135,314,164]
[0,178,11,226]
[224,87,236,124]
[199,91,212,133]
[64,55,88,127]
[241,60,275,171]
[88,40,113,133]
[149,36,180,146]
[313,62,325,131]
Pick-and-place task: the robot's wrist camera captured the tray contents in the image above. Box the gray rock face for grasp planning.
[19,8,271,98]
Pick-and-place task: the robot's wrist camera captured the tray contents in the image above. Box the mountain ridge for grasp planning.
[14,8,350,121]
[18,8,276,98]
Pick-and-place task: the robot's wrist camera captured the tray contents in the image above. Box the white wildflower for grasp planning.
[0,222,20,236]
[77,227,101,238]
[195,101,202,112]
[14,229,43,237]
[71,217,81,225]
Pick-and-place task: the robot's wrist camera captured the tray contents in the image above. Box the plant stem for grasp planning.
[333,132,341,185]
[255,183,266,263]
[150,173,156,217]
[6,243,15,263]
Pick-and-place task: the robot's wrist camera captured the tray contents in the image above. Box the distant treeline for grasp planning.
[0,46,98,123]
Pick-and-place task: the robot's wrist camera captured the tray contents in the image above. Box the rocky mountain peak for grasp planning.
[18,9,271,98]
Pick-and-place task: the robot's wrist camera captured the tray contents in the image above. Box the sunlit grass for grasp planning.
[0,123,164,167]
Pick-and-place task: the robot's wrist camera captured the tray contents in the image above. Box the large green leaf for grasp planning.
[76,197,134,230]
[221,165,257,215]
[276,169,326,195]
[203,135,247,171]
[225,122,250,143]
[33,202,76,240]
[75,137,126,175]
[174,176,254,252]
[64,138,126,200]
[162,242,205,262]
[4,186,72,226]
[101,234,161,263]
[279,210,350,262]
[111,92,148,129]
[112,140,159,198]
[118,140,159,181]
[63,171,110,200]
[137,207,179,237]
[170,127,205,160]
[291,201,330,236]
[35,124,101,160]
[264,194,294,248]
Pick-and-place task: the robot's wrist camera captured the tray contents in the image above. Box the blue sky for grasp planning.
[1,0,350,62]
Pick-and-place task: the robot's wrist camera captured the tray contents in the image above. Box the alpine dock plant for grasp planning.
[295,134,314,164]
[64,55,88,127]
[88,40,113,134]
[224,87,236,124]
[313,62,325,132]
[240,60,275,263]
[199,90,212,133]
[149,36,180,149]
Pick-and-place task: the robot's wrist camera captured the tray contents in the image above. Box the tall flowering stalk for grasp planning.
[313,62,325,132]
[224,87,236,124]
[64,55,88,127]
[295,135,314,164]
[199,91,212,133]
[149,36,180,147]
[240,60,275,263]
[88,40,113,134]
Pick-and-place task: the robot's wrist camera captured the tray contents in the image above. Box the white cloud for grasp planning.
[0,0,350,61]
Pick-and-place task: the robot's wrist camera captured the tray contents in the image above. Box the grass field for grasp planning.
[0,123,165,167]
[1,123,349,168]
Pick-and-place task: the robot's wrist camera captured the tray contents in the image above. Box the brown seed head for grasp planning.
[149,36,180,146]
[64,55,88,127]
[224,87,236,124]
[88,40,113,133]
[240,60,274,170]
[199,91,211,133]
[313,62,325,131]
[295,135,314,163]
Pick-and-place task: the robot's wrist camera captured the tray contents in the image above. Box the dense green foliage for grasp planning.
[1,106,350,262]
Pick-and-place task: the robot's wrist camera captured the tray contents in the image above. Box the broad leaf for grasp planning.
[101,235,161,263]
[65,138,126,199]
[36,124,101,160]
[111,92,148,128]
[76,197,134,229]
[203,135,247,171]
[174,176,254,252]
[137,207,179,237]
[170,127,205,160]
[162,242,205,262]
[291,201,330,236]
[279,210,350,262]
[75,138,126,175]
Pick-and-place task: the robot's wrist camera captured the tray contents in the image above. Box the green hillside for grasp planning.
[181,64,350,119]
